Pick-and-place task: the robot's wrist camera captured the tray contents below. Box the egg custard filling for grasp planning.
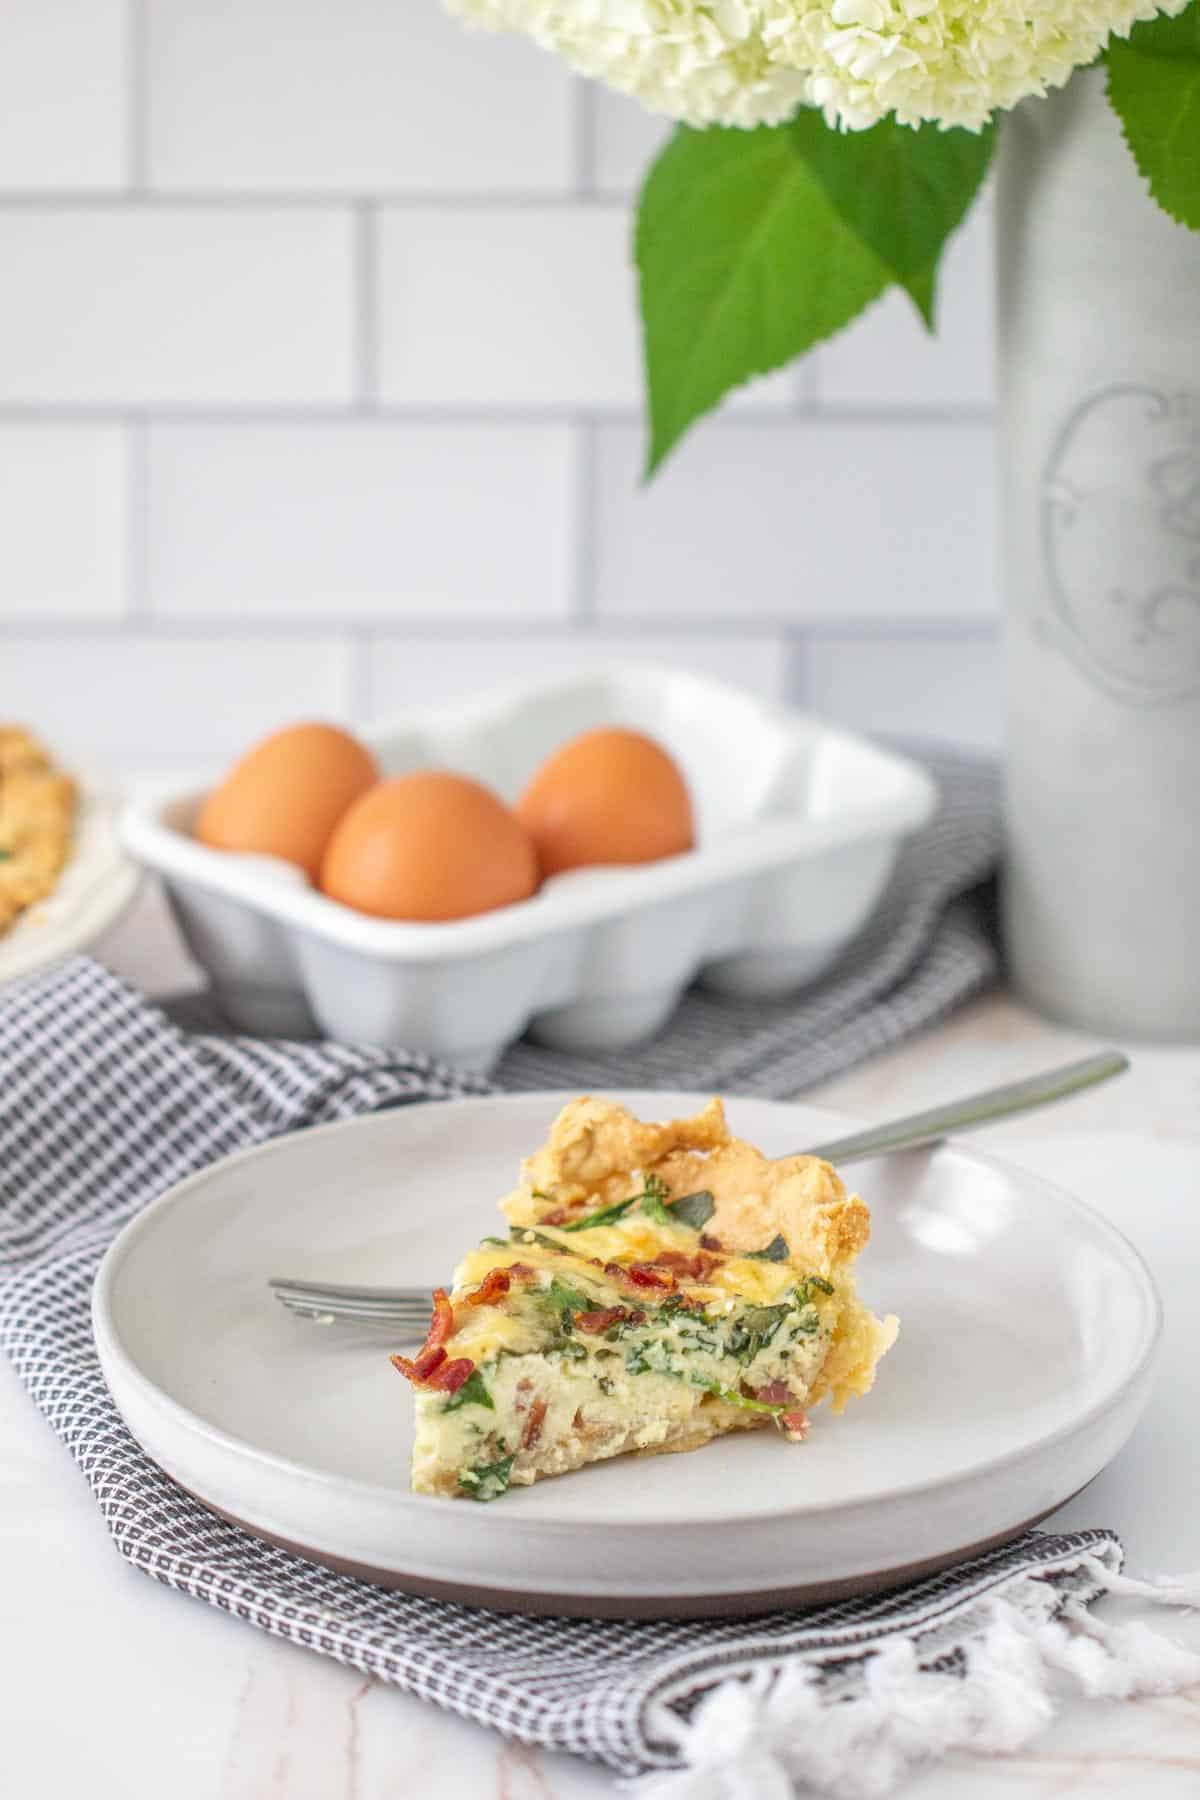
[394,1097,899,1501]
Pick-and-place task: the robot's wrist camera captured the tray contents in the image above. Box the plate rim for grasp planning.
[92,1088,1164,1535]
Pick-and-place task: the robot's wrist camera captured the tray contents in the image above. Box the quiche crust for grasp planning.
[0,726,77,937]
[398,1097,898,1501]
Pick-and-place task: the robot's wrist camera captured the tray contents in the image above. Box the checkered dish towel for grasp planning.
[3,784,1200,1798]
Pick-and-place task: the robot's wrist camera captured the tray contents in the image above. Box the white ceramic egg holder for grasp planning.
[121,668,937,1070]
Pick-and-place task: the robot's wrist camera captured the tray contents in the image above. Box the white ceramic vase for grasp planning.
[997,68,1200,1039]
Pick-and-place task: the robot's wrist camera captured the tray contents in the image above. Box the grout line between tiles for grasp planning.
[127,416,150,619]
[354,202,379,412]
[0,403,996,428]
[0,190,624,212]
[784,636,810,710]
[569,416,597,622]
[570,80,597,197]
[127,0,149,192]
[346,635,374,718]
[0,615,1000,642]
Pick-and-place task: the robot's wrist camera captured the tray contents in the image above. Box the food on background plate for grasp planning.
[320,770,539,922]
[517,726,694,877]
[0,727,78,937]
[194,722,379,880]
[395,1097,897,1501]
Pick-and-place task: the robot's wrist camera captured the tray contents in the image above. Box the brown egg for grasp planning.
[195,722,379,881]
[320,771,539,922]
[517,727,694,877]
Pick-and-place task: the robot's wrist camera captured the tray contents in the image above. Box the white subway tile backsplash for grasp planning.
[147,423,574,620]
[816,199,995,410]
[804,632,1002,750]
[0,11,1004,777]
[0,209,354,406]
[366,631,790,715]
[594,419,997,622]
[377,208,640,408]
[0,426,129,618]
[146,0,574,194]
[2,636,353,759]
[590,89,671,197]
[377,204,798,413]
[0,1,127,191]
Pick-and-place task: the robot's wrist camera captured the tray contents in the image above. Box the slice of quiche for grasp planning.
[394,1097,898,1501]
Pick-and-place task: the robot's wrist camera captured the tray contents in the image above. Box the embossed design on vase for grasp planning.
[1041,385,1200,705]
[998,70,1200,1039]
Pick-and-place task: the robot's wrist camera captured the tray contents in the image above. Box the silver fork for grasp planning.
[268,1049,1128,1335]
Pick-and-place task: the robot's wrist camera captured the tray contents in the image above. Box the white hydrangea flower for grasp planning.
[444,0,1191,132]
[442,0,812,128]
[768,0,1193,131]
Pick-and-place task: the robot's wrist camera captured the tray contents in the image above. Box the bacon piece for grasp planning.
[390,1343,448,1385]
[412,1343,448,1380]
[508,1261,535,1278]
[539,1206,572,1225]
[604,1260,676,1291]
[628,1263,677,1290]
[782,1409,811,1440]
[699,1234,724,1253]
[575,1305,631,1334]
[653,1249,720,1282]
[464,1267,510,1308]
[754,1380,792,1406]
[393,1284,459,1385]
[423,1357,475,1395]
[427,1286,455,1350]
[521,1398,548,1450]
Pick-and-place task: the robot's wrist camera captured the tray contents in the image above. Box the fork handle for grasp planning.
[802,1050,1129,1166]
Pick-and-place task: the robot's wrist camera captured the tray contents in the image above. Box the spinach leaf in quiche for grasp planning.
[666,1189,716,1230]
[510,1227,573,1254]
[458,1450,515,1501]
[542,1276,595,1322]
[560,1195,639,1232]
[728,1303,792,1362]
[687,1374,786,1415]
[441,1368,494,1413]
[637,1173,675,1226]
[746,1234,790,1263]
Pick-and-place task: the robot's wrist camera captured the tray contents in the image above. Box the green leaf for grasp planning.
[687,1373,785,1415]
[746,1233,790,1263]
[457,1451,514,1501]
[636,123,891,472]
[787,109,996,328]
[560,1195,637,1232]
[542,1276,595,1318]
[666,1189,716,1230]
[1108,2,1200,229]
[440,1367,494,1413]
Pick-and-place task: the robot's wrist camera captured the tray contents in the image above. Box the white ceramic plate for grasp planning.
[93,1092,1160,1619]
[0,775,141,985]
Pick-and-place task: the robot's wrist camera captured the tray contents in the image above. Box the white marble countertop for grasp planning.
[5,883,1200,1800]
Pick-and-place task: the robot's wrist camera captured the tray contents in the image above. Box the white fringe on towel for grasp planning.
[632,1559,1200,1800]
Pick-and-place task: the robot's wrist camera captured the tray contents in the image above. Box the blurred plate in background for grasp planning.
[0,775,141,986]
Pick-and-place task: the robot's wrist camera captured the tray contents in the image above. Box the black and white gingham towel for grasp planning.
[4,761,1197,1795]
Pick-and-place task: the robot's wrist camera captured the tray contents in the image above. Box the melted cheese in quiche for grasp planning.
[401,1097,898,1501]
